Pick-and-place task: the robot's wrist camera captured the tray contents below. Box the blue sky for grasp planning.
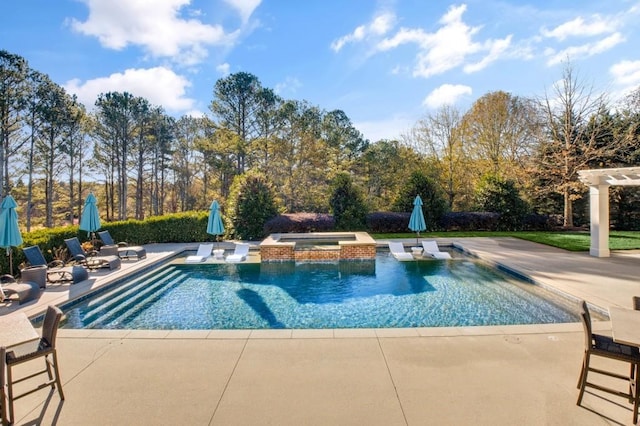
[3,0,640,142]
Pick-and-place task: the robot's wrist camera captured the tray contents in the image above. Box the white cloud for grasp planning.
[545,32,625,66]
[69,0,229,65]
[223,0,261,23]
[274,77,302,96]
[216,63,230,76]
[464,35,512,73]
[354,115,415,142]
[541,15,620,41]
[331,11,396,52]
[183,109,207,118]
[375,4,511,78]
[422,84,472,109]
[610,60,640,89]
[63,67,195,113]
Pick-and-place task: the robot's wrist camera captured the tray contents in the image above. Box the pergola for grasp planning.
[578,166,640,257]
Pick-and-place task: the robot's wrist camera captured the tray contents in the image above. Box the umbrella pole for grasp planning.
[8,248,13,277]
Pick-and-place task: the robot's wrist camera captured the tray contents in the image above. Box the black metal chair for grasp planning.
[22,246,75,284]
[97,230,146,260]
[4,306,65,425]
[64,237,121,270]
[577,300,640,424]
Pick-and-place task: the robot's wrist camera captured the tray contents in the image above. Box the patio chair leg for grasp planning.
[633,364,640,424]
[51,352,65,400]
[577,354,587,389]
[577,354,590,406]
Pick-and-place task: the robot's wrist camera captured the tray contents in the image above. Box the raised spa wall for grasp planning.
[260,232,377,262]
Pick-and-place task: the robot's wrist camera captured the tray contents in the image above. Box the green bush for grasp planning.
[366,212,411,233]
[392,171,449,231]
[329,173,368,230]
[439,211,500,231]
[226,171,280,240]
[474,174,530,231]
[135,212,210,243]
[264,213,335,233]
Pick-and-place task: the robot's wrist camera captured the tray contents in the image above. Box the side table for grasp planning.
[20,265,47,289]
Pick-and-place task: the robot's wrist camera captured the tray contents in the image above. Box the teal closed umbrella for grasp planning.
[207,200,225,247]
[0,195,23,276]
[408,195,426,244]
[79,193,101,241]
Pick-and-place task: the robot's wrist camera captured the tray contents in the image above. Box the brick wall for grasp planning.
[294,250,341,261]
[341,244,376,260]
[261,244,376,261]
[260,246,295,261]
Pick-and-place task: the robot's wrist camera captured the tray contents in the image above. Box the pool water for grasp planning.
[62,255,578,330]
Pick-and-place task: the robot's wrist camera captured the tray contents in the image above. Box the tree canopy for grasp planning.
[2,51,639,231]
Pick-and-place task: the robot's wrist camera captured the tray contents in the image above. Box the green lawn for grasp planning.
[371,231,640,252]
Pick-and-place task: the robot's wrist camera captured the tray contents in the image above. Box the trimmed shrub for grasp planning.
[439,212,500,231]
[136,212,210,243]
[366,212,411,233]
[264,213,335,233]
[522,213,552,231]
[329,173,368,231]
[474,174,530,231]
[226,171,280,240]
[392,171,449,231]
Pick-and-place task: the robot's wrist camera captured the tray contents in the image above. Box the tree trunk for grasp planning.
[563,186,573,227]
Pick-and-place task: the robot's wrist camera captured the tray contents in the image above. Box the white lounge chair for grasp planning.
[388,242,413,261]
[226,243,249,263]
[185,244,213,263]
[422,240,452,259]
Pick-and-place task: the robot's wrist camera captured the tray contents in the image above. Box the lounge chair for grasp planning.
[225,243,249,263]
[388,242,413,261]
[422,240,452,259]
[0,275,39,305]
[97,230,146,260]
[22,246,77,283]
[64,237,121,270]
[185,244,213,263]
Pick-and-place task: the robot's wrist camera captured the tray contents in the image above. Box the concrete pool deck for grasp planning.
[3,237,640,425]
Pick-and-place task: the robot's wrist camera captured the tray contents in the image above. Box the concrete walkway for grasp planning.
[3,238,640,425]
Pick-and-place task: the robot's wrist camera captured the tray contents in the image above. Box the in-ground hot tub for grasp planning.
[260,232,376,261]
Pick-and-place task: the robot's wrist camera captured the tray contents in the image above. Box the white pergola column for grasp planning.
[589,184,610,258]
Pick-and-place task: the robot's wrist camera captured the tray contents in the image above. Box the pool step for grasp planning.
[83,266,180,311]
[81,268,187,327]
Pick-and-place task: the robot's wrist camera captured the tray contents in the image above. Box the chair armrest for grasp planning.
[0,274,16,283]
[72,254,87,263]
[117,242,128,247]
[48,260,66,268]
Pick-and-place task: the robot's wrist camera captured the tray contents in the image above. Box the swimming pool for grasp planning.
[61,254,579,330]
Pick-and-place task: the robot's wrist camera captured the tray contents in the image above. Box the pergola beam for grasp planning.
[578,166,640,257]
[578,167,640,186]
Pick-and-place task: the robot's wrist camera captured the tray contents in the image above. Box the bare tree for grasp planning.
[407,105,469,208]
[538,61,612,227]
